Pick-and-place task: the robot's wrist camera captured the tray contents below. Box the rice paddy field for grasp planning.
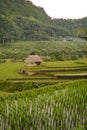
[0,58,87,130]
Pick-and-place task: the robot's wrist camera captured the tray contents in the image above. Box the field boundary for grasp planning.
[6,73,87,81]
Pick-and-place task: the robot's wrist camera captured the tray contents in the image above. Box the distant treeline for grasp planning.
[0,41,87,61]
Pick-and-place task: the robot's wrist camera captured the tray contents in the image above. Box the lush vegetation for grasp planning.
[0,58,87,80]
[0,62,25,80]
[0,80,87,130]
[0,58,87,129]
[77,29,87,40]
[0,0,87,42]
[0,58,87,93]
[0,41,87,61]
[0,0,87,129]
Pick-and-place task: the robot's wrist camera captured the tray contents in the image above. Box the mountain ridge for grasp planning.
[0,0,87,42]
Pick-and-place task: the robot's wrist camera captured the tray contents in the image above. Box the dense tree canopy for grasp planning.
[0,0,87,43]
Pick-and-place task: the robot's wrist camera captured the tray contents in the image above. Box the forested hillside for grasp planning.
[51,17,87,38]
[0,0,87,42]
[0,0,51,42]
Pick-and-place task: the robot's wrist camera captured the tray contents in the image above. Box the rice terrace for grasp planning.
[0,0,87,129]
[0,41,87,130]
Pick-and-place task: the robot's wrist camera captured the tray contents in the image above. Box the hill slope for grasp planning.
[0,0,87,42]
[0,0,52,42]
[51,17,87,37]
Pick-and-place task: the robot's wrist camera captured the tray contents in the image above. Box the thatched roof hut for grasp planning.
[25,55,42,65]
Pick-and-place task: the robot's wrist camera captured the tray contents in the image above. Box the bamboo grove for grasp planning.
[0,80,87,130]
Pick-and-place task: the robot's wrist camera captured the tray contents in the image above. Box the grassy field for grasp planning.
[0,58,87,130]
[0,58,87,93]
[0,62,26,80]
[0,58,87,80]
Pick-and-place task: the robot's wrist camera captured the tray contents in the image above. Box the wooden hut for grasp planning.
[25,55,42,66]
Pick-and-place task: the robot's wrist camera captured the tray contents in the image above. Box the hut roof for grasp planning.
[25,55,42,63]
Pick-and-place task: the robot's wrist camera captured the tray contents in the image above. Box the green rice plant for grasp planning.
[0,80,87,130]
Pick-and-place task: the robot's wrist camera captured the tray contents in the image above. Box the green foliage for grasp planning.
[0,58,87,81]
[0,80,59,92]
[0,80,87,130]
[0,41,87,61]
[0,59,87,129]
[74,125,85,130]
[0,0,87,42]
[0,0,50,42]
[77,29,87,40]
